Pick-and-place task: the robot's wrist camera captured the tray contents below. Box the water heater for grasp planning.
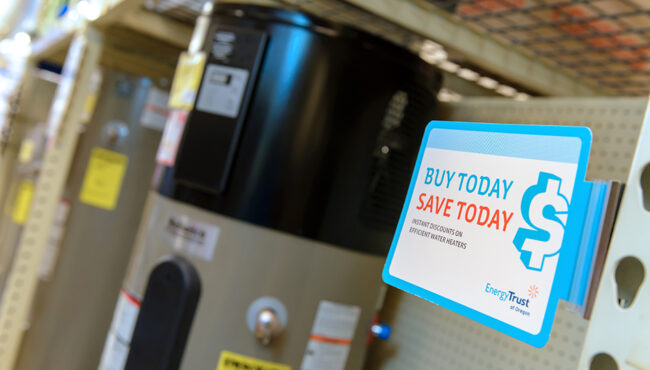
[14,71,166,370]
[100,4,441,370]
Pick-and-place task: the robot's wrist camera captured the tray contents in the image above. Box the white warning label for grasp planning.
[300,301,361,370]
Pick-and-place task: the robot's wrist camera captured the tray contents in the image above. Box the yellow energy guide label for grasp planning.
[217,350,291,370]
[79,147,128,210]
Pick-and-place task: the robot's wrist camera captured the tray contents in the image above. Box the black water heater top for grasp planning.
[159,3,442,255]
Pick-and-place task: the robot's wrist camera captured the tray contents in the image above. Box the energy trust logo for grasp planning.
[484,283,535,313]
[513,172,570,272]
[528,284,539,299]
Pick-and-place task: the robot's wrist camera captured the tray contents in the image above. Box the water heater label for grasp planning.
[163,215,220,261]
[383,121,592,347]
[301,301,361,370]
[196,64,249,118]
[140,86,170,131]
[157,109,187,166]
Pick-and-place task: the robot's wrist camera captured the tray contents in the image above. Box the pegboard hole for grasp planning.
[641,163,650,212]
[590,353,618,370]
[615,256,645,309]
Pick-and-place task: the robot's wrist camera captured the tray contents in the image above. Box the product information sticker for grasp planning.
[79,147,128,211]
[383,121,592,347]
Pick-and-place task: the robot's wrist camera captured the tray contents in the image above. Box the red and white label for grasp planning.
[140,87,170,131]
[98,289,141,370]
[156,109,187,166]
[301,301,361,370]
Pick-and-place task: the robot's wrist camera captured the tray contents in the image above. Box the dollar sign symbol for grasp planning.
[513,172,569,271]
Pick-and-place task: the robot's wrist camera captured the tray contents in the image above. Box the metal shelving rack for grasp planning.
[430,0,650,97]
[0,1,185,368]
[0,28,104,369]
[0,0,647,369]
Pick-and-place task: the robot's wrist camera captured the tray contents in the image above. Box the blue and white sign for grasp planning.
[383,121,593,347]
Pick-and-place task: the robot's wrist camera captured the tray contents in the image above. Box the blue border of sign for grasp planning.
[382,120,592,348]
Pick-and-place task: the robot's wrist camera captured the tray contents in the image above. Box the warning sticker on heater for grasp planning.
[217,350,291,370]
[98,289,141,370]
[301,301,360,370]
[195,64,249,118]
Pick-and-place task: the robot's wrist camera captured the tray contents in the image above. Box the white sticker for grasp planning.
[163,215,220,261]
[140,87,170,131]
[301,301,361,370]
[98,333,130,370]
[112,290,141,341]
[156,109,187,166]
[98,290,141,370]
[195,64,249,118]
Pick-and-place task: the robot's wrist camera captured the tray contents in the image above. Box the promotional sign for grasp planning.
[383,121,592,347]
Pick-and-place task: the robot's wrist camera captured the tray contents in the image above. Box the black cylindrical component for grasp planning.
[160,4,441,255]
[125,256,201,370]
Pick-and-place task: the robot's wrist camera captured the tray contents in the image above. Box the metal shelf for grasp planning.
[430,0,650,97]
[30,0,649,97]
[30,0,192,64]
[149,0,615,96]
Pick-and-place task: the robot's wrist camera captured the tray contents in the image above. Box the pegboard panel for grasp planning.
[446,97,648,182]
[366,289,587,370]
[366,97,648,370]
[579,100,650,369]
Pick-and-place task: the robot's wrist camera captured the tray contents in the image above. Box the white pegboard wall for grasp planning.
[366,97,648,370]
[366,289,587,370]
[446,97,648,182]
